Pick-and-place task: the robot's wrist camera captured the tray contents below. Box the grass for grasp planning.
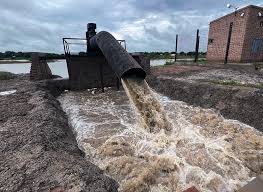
[157,58,207,67]
[209,79,263,89]
[198,58,207,65]
[0,60,30,64]
[0,71,16,80]
[164,61,175,66]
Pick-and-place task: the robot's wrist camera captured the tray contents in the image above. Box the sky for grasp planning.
[0,0,263,53]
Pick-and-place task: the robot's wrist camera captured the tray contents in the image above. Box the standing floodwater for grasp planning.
[59,80,263,192]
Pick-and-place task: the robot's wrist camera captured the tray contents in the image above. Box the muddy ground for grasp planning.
[1,63,262,191]
[0,74,118,192]
[147,64,263,131]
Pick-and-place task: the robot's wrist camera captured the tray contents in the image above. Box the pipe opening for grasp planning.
[121,68,146,79]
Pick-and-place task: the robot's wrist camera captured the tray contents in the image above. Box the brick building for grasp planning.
[206,5,263,63]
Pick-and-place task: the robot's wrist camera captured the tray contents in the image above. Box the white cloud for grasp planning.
[0,0,262,53]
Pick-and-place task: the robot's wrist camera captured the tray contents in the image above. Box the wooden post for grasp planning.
[100,63,104,92]
[224,22,233,64]
[175,34,178,62]
[194,29,200,63]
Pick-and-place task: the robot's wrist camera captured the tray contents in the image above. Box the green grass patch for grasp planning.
[0,71,16,80]
[198,58,207,65]
[164,61,174,66]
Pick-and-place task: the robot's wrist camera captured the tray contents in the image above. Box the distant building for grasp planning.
[206,5,263,63]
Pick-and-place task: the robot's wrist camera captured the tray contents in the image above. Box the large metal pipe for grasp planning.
[89,31,146,79]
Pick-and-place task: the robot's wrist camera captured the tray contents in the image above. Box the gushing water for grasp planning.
[121,77,172,133]
[59,78,263,192]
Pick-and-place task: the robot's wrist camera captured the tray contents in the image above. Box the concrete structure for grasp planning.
[30,53,52,80]
[207,5,263,63]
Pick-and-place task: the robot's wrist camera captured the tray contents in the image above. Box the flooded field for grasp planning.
[59,80,263,192]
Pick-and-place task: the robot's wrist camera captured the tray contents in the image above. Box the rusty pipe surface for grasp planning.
[89,31,146,79]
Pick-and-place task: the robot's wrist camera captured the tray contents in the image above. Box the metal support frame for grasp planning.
[63,36,128,91]
[224,22,233,64]
[118,40,127,50]
[63,38,126,56]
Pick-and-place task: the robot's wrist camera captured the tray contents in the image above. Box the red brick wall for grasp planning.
[206,5,263,63]
[207,8,248,62]
[241,6,263,62]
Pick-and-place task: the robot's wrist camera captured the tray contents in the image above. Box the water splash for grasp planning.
[58,83,263,192]
[121,77,172,133]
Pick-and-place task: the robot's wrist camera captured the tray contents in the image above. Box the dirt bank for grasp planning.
[148,65,263,132]
[0,74,118,192]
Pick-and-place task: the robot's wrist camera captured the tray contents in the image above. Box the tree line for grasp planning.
[0,51,207,60]
[143,51,206,59]
[0,51,63,60]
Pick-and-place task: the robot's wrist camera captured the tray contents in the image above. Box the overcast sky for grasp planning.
[1,0,262,53]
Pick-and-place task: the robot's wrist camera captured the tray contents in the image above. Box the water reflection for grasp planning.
[0,63,31,74]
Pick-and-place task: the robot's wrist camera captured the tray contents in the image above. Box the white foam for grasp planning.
[58,87,263,192]
[0,90,16,96]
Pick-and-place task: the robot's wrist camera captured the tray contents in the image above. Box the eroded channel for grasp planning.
[58,80,263,192]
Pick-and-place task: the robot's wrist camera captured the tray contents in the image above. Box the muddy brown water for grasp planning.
[59,78,263,192]
[122,78,172,133]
